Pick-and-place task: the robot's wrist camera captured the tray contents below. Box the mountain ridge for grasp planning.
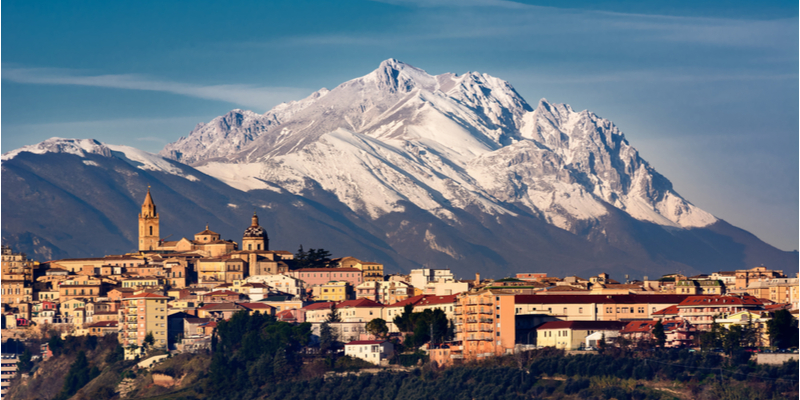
[2,59,795,278]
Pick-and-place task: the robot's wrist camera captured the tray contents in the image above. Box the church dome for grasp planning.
[243,212,268,239]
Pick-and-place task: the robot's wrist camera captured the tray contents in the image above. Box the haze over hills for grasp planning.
[2,60,796,278]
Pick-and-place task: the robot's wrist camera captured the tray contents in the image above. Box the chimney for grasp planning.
[475,273,481,286]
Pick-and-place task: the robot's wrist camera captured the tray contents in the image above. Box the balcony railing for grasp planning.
[480,308,492,315]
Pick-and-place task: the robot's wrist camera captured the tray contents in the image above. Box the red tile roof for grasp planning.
[336,299,384,308]
[537,321,627,331]
[87,321,118,328]
[122,293,169,300]
[345,340,387,345]
[302,301,336,311]
[678,295,762,307]
[296,268,362,272]
[515,294,690,305]
[653,305,679,316]
[206,290,241,296]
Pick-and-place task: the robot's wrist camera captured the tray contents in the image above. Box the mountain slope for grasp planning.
[2,60,796,278]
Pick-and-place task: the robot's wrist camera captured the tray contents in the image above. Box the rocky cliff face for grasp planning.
[160,59,715,233]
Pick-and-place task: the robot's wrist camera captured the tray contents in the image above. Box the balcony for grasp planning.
[466,310,477,315]
[454,310,463,315]
[480,327,493,332]
[479,318,493,324]
[479,308,493,315]
[466,318,478,324]
[466,326,478,332]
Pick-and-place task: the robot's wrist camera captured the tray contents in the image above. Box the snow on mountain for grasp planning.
[2,138,200,182]
[165,59,717,232]
[2,138,113,160]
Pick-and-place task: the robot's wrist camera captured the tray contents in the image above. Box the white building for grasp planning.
[409,269,455,292]
[344,340,394,365]
[246,274,306,299]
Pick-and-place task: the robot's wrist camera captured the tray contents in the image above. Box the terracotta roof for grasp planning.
[346,340,387,345]
[386,295,426,308]
[198,302,243,311]
[621,320,684,334]
[544,286,589,292]
[678,295,762,307]
[302,301,336,311]
[537,321,627,331]
[416,294,457,306]
[205,290,241,296]
[336,298,384,308]
[764,303,791,311]
[515,294,690,305]
[296,268,361,272]
[276,310,296,321]
[122,293,169,300]
[653,305,679,316]
[239,303,274,310]
[87,321,118,328]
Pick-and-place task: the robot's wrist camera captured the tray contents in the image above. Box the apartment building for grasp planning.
[513,294,690,321]
[453,290,516,361]
[118,292,169,359]
[676,295,763,330]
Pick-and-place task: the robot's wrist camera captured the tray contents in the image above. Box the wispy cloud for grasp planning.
[271,1,796,50]
[2,67,311,111]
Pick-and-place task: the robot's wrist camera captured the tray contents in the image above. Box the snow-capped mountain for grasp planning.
[160,59,715,233]
[3,60,796,278]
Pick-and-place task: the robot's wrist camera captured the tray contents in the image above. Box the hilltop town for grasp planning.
[1,190,798,398]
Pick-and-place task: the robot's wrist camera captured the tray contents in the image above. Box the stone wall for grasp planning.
[755,353,798,365]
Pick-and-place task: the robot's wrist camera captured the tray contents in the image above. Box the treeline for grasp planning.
[203,311,312,399]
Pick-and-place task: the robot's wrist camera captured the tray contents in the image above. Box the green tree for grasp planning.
[768,309,799,349]
[54,351,99,400]
[143,331,155,348]
[308,248,333,268]
[320,321,336,354]
[365,318,389,338]
[597,333,607,354]
[273,348,288,379]
[16,348,33,374]
[326,302,341,323]
[700,320,723,350]
[723,325,743,355]
[653,320,666,347]
[295,245,309,268]
[393,304,415,333]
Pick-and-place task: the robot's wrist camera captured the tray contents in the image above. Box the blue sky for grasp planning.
[2,0,798,251]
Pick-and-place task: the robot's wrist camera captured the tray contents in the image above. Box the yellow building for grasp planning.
[315,281,353,301]
[121,276,164,289]
[716,310,771,347]
[675,279,725,295]
[197,258,246,284]
[118,292,169,359]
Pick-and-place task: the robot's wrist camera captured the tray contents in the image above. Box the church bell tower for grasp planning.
[139,186,160,251]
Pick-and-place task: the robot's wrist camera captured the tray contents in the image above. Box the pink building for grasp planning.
[287,268,363,287]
